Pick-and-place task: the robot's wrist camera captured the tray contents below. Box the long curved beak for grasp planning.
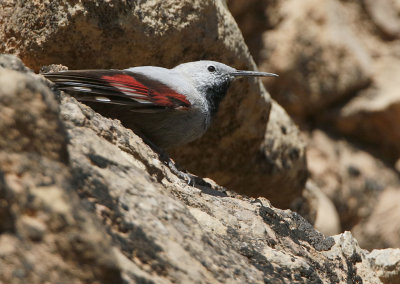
[231,70,278,77]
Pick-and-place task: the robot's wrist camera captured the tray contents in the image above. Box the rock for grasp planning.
[259,101,308,207]
[0,67,67,162]
[0,53,32,73]
[291,179,341,237]
[0,53,390,283]
[332,57,400,161]
[0,0,307,207]
[396,159,400,173]
[229,0,400,253]
[353,188,400,250]
[368,248,400,284]
[245,0,400,162]
[173,98,307,208]
[230,0,400,161]
[226,0,270,63]
[363,0,400,39]
[306,130,400,233]
[256,0,372,119]
[323,231,381,283]
[0,59,122,283]
[304,181,341,236]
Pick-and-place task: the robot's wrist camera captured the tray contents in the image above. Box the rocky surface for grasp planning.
[229,0,400,251]
[0,54,397,283]
[2,0,400,282]
[303,181,341,237]
[353,188,400,250]
[332,57,400,160]
[0,0,307,208]
[368,248,400,284]
[306,130,400,231]
[256,0,372,119]
[0,61,121,283]
[230,0,400,159]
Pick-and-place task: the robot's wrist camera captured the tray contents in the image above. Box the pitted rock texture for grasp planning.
[368,248,400,284]
[229,0,400,249]
[0,53,390,284]
[0,0,307,208]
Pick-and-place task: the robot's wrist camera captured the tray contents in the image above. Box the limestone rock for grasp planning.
[0,0,254,78]
[230,0,400,162]
[259,101,308,207]
[0,53,32,73]
[307,130,400,233]
[0,53,389,284]
[257,0,372,119]
[0,60,122,283]
[368,248,400,284]
[0,0,307,207]
[353,188,400,250]
[324,232,381,284]
[332,57,400,161]
[172,98,307,208]
[363,0,400,39]
[0,68,67,162]
[304,181,341,236]
[226,0,270,63]
[229,0,400,252]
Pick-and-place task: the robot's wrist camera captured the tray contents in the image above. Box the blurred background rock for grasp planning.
[228,0,400,249]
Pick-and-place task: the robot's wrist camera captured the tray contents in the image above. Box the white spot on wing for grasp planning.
[122,92,152,103]
[118,88,148,97]
[95,96,111,102]
[72,86,92,92]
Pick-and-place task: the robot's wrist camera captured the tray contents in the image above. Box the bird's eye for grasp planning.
[207,65,216,72]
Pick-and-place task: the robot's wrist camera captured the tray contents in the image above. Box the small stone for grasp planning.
[19,216,46,242]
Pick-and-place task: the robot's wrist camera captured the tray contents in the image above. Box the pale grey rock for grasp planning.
[306,129,400,239]
[368,249,400,284]
[332,57,400,160]
[0,0,308,207]
[258,0,372,119]
[305,181,341,236]
[353,188,400,250]
[0,53,390,283]
[363,0,400,39]
[323,232,381,283]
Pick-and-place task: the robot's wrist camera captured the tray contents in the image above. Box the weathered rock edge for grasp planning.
[0,54,398,283]
[0,0,308,208]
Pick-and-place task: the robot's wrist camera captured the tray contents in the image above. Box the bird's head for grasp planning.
[173,60,277,115]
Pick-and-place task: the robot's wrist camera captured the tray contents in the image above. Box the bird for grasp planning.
[43,60,278,149]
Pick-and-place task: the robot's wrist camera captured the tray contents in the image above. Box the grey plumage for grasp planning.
[44,60,277,149]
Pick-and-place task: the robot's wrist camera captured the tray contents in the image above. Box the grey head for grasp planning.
[173,60,278,115]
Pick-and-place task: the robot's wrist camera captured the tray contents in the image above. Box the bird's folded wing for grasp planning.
[43,70,191,112]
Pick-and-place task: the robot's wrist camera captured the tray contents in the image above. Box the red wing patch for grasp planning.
[43,69,191,111]
[101,74,191,108]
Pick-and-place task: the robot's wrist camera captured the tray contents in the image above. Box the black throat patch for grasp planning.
[205,81,231,116]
